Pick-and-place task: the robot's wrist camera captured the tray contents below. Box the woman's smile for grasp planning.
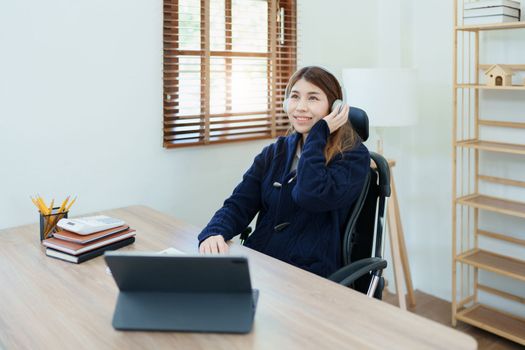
[293,115,313,122]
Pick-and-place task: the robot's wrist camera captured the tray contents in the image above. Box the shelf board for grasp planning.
[456,21,525,32]
[456,140,525,155]
[456,304,525,345]
[456,84,525,90]
[478,229,525,247]
[456,249,525,282]
[456,194,525,218]
[477,283,525,305]
[478,120,525,129]
[479,64,525,71]
[478,174,525,188]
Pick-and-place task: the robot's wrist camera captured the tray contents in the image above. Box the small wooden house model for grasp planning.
[484,64,514,87]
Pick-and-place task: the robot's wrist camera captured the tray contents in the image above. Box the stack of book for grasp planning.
[463,0,521,25]
[43,224,136,263]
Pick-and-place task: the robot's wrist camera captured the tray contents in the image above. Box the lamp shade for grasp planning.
[342,68,418,127]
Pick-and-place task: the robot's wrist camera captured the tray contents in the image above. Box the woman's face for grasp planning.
[286,78,330,135]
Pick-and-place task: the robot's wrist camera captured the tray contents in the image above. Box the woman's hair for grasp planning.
[285,66,360,164]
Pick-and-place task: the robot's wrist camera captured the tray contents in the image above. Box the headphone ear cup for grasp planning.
[331,99,343,113]
[283,98,289,114]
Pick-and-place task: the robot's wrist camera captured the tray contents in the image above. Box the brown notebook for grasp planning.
[53,225,131,244]
[42,230,136,255]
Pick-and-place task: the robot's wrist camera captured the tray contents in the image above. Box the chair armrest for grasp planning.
[370,152,391,197]
[328,257,387,287]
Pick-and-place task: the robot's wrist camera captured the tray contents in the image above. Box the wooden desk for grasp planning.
[0,206,476,350]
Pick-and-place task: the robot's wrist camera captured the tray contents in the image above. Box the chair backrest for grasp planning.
[348,106,369,142]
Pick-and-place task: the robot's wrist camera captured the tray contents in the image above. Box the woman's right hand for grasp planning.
[323,104,349,134]
[199,235,230,254]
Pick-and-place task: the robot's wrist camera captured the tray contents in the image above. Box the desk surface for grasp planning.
[0,206,476,350]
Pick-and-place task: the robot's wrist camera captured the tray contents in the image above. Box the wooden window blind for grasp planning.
[163,0,297,147]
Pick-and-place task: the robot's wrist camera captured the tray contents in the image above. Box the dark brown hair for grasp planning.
[285,66,359,163]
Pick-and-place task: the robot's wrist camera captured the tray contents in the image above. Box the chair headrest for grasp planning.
[348,106,369,142]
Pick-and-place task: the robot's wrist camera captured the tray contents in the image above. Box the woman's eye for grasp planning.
[290,94,299,99]
[309,96,319,101]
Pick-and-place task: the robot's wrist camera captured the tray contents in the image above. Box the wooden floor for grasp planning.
[382,290,523,350]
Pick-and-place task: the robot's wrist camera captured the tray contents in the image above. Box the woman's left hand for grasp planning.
[323,104,349,134]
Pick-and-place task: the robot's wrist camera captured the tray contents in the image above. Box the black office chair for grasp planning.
[240,107,390,299]
[327,107,391,299]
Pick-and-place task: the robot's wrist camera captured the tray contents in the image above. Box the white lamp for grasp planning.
[342,68,418,153]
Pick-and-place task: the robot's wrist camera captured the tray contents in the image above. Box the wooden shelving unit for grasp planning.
[452,1,525,346]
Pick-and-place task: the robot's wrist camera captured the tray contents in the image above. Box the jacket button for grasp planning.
[273,182,282,188]
[274,222,290,231]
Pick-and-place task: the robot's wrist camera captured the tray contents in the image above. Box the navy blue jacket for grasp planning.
[198,120,370,277]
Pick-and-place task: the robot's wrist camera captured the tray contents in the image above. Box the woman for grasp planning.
[198,66,370,278]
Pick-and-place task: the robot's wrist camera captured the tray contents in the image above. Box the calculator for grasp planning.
[57,215,126,235]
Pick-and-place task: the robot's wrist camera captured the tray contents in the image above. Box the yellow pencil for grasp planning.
[58,196,70,214]
[65,196,77,212]
[36,196,49,215]
[49,199,55,214]
[33,195,50,236]
[36,195,43,210]
[45,196,66,238]
[31,197,42,212]
[41,196,49,213]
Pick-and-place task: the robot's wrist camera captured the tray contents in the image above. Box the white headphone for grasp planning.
[282,67,347,114]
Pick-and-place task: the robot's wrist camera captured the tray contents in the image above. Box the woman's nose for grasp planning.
[295,99,308,111]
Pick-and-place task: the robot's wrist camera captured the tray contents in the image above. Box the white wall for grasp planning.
[0,0,270,231]
[405,0,455,301]
[297,0,378,82]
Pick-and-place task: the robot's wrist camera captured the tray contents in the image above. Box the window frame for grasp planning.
[163,0,297,148]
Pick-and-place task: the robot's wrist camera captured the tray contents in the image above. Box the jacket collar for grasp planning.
[283,132,302,175]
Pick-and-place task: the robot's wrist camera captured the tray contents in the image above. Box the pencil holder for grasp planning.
[40,208,68,241]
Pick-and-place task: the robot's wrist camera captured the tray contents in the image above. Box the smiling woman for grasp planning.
[197,66,370,279]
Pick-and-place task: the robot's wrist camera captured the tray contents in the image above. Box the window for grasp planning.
[163,0,297,147]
